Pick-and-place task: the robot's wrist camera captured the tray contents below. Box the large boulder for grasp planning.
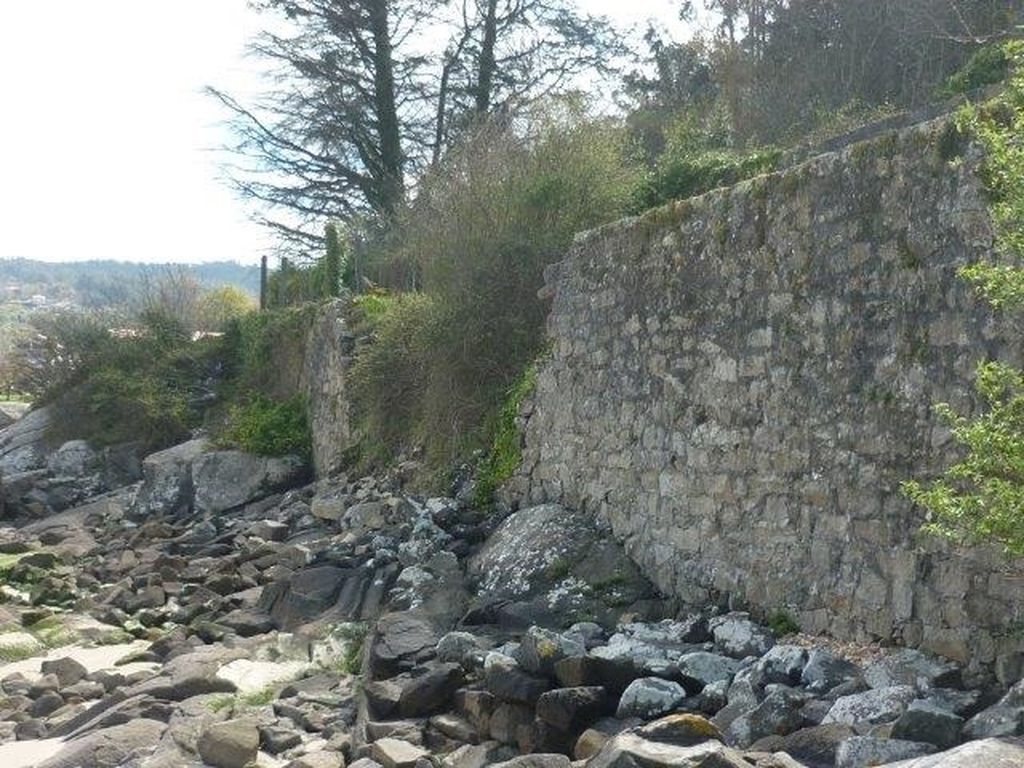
[964,678,1024,739]
[197,719,260,768]
[191,449,307,514]
[587,731,752,768]
[131,439,207,518]
[883,737,1024,767]
[0,405,52,475]
[466,504,654,629]
[37,719,166,768]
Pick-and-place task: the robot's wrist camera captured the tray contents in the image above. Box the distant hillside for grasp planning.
[0,258,260,309]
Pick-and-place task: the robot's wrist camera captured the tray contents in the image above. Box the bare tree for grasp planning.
[209,0,441,256]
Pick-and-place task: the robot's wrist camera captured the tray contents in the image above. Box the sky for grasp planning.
[0,1,692,266]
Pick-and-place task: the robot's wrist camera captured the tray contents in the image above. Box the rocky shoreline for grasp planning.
[0,413,1023,767]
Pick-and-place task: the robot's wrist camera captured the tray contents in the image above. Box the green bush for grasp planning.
[222,304,316,397]
[348,294,436,463]
[25,309,224,450]
[218,394,312,459]
[634,147,781,212]
[903,42,1024,555]
[475,363,539,504]
[380,105,640,471]
[941,43,1011,98]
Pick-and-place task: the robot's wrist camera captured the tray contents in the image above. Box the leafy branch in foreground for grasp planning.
[903,41,1024,554]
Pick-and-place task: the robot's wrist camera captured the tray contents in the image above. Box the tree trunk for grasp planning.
[369,0,404,218]
[475,0,498,114]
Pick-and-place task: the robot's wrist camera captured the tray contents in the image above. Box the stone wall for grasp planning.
[302,299,356,477]
[510,116,1024,680]
[261,299,356,478]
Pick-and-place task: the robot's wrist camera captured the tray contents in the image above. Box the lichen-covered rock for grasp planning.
[192,450,306,514]
[823,685,917,726]
[882,737,1024,767]
[725,687,805,747]
[963,679,1024,739]
[835,736,936,768]
[616,678,687,720]
[466,504,652,628]
[801,648,862,693]
[864,649,961,691]
[709,613,774,659]
[587,732,753,768]
[677,652,742,692]
[892,699,964,749]
[517,626,586,677]
[130,439,207,519]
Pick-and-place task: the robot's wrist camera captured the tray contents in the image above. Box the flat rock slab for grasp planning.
[371,737,430,768]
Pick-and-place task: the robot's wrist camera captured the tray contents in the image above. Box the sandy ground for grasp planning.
[0,641,157,768]
[0,640,155,680]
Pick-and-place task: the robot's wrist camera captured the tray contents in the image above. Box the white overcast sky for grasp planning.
[0,1,692,265]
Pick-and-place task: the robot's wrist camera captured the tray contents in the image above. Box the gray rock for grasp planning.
[192,450,306,515]
[835,736,936,768]
[398,663,465,717]
[437,631,482,665]
[371,736,430,768]
[131,439,207,518]
[197,719,260,768]
[37,719,167,768]
[892,699,964,749]
[0,405,51,475]
[751,723,856,766]
[726,687,805,748]
[47,440,99,477]
[536,687,609,732]
[709,613,774,658]
[485,652,550,705]
[881,737,1024,767]
[466,504,652,627]
[823,685,917,725]
[801,648,862,693]
[370,613,440,678]
[677,652,742,693]
[285,752,345,768]
[41,656,88,688]
[616,678,687,720]
[864,649,961,692]
[30,690,64,717]
[260,725,302,753]
[491,756,572,768]
[517,626,586,677]
[963,678,1024,739]
[756,645,808,685]
[587,732,753,768]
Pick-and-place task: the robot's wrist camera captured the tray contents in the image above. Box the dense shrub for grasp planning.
[903,42,1024,554]
[631,108,780,212]
[28,309,224,450]
[352,105,640,472]
[218,394,312,460]
[348,293,436,463]
[221,304,317,399]
[941,43,1012,98]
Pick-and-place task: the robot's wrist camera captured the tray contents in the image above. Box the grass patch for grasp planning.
[767,611,801,637]
[241,686,278,707]
[217,394,312,460]
[0,643,42,663]
[475,363,539,504]
[207,695,236,714]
